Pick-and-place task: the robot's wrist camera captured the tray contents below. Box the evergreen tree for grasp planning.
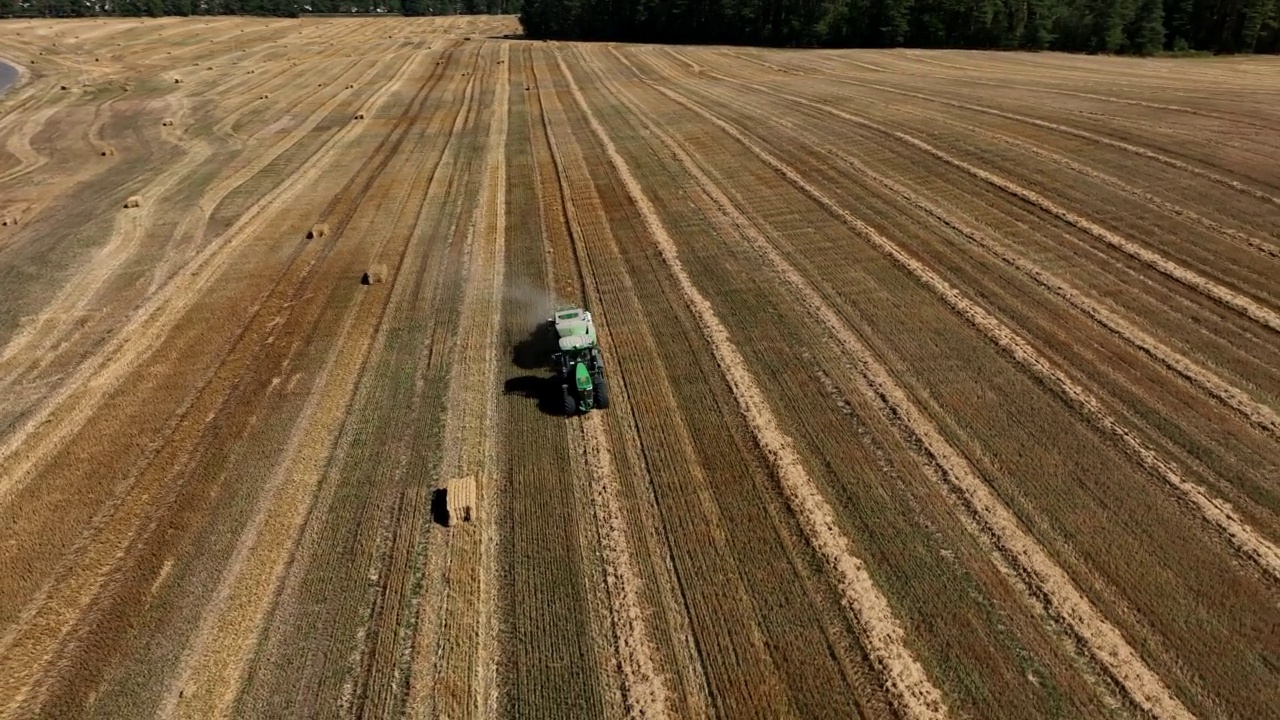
[1131,0,1165,52]
[1240,0,1274,50]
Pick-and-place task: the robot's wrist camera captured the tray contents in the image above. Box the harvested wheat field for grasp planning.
[1,14,1279,720]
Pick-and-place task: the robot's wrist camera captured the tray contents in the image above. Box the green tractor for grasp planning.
[548,305,610,416]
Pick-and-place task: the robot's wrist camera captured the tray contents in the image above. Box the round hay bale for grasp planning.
[354,112,366,120]
[307,223,329,240]
[260,93,270,99]
[362,263,388,285]
[346,83,355,89]
[161,118,174,126]
[100,146,116,156]
[1,217,17,227]
[173,77,183,84]
[60,84,70,91]
[123,195,142,209]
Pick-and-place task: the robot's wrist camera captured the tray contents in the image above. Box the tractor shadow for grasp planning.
[504,323,567,417]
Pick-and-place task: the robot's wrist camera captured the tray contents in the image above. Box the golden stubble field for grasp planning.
[1,14,1278,720]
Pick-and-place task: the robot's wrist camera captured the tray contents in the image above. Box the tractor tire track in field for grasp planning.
[650,70,1280,586]
[496,49,632,720]
[903,107,1280,260]
[776,51,1280,132]
[688,61,1280,338]
[0,48,428,642]
[608,49,1198,720]
[555,49,949,720]
[842,130,1280,439]
[356,53,486,720]
[0,44,457,718]
[495,46,644,720]
[545,44,848,718]
[695,85,1280,439]
[532,49,679,720]
[157,46,481,720]
[0,45,432,510]
[752,59,1280,210]
[409,45,509,720]
[226,41,480,720]
[5,20,1280,719]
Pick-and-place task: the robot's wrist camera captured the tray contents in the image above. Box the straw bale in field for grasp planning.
[353,112,366,120]
[307,223,329,240]
[362,263,387,285]
[123,196,141,209]
[100,146,116,156]
[444,476,477,525]
[161,118,174,126]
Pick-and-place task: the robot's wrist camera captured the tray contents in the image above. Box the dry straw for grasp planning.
[444,476,477,525]
[123,196,141,208]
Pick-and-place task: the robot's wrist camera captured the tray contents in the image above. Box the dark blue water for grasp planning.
[0,57,18,97]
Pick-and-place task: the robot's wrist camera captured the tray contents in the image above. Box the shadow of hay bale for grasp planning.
[431,488,450,527]
[362,263,388,285]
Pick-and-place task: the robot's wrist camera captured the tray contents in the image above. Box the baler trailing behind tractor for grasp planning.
[547,305,610,416]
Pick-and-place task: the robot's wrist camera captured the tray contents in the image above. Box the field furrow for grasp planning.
[627,46,1280,717]
[3,18,1278,720]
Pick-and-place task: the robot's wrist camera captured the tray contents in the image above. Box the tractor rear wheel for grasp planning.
[593,373,610,409]
[561,385,576,416]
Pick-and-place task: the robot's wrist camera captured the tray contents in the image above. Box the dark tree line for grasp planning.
[518,0,1280,53]
[0,0,518,18]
